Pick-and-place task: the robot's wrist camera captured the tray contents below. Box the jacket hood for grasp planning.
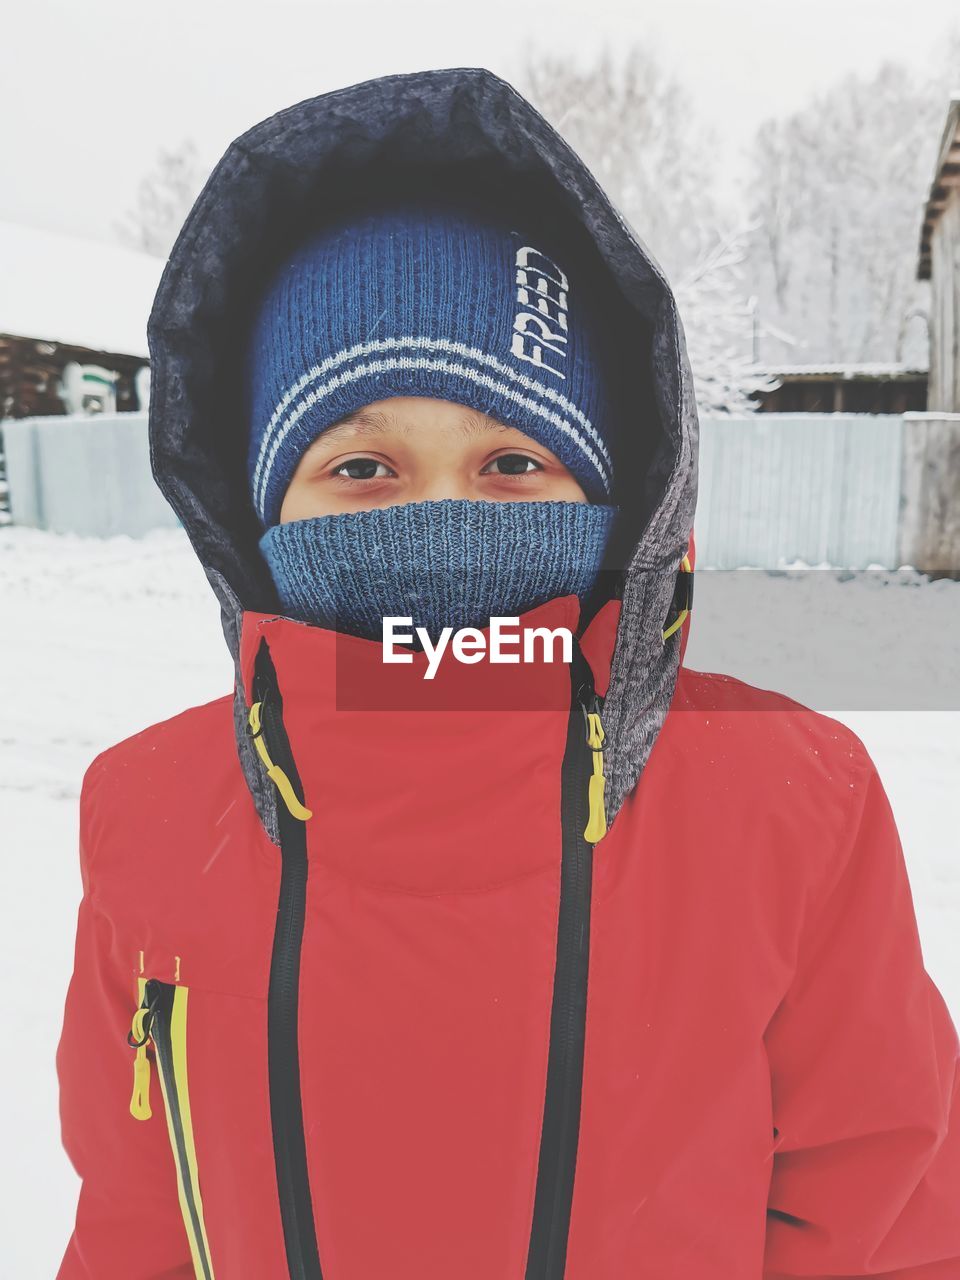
[146,66,699,830]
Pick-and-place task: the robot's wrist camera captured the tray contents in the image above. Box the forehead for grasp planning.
[311,402,515,447]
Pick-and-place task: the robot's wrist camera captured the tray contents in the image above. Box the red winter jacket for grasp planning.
[56,68,960,1280]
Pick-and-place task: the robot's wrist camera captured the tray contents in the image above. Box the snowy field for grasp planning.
[2,525,958,1278]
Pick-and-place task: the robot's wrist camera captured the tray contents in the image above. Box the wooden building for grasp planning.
[0,221,162,519]
[918,95,960,412]
[0,333,147,420]
[753,363,928,414]
[0,221,161,420]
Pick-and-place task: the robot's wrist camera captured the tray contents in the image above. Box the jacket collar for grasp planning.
[238,593,618,716]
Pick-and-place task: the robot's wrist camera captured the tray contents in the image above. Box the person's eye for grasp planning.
[482,453,544,476]
[331,456,394,481]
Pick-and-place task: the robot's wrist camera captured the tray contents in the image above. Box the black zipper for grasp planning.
[250,633,600,1279]
[140,979,216,1280]
[525,636,602,1280]
[253,640,324,1280]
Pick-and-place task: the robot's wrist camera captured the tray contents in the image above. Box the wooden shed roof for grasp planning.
[918,95,960,281]
[754,362,927,383]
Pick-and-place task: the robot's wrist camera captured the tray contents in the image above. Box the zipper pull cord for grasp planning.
[248,700,314,821]
[583,703,607,845]
[127,999,154,1121]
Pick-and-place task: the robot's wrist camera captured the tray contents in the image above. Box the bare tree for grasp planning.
[114,139,206,259]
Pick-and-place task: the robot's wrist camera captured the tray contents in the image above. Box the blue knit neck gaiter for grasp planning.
[259,499,618,643]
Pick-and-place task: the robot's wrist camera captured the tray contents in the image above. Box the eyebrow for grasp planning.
[315,405,509,446]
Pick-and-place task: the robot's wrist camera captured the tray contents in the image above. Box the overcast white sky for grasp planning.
[3,0,957,249]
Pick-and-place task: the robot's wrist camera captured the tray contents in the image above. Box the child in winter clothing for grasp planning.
[56,69,960,1280]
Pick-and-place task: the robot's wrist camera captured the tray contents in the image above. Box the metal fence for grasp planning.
[1,412,178,538]
[2,410,957,571]
[695,413,904,569]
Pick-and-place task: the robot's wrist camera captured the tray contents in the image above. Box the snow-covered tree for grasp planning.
[673,226,781,413]
[114,140,207,259]
[517,45,725,284]
[517,45,767,411]
[744,49,960,367]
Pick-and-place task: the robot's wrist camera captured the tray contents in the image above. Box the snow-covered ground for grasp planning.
[2,525,958,1278]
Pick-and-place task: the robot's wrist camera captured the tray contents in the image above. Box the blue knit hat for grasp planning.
[245,195,621,527]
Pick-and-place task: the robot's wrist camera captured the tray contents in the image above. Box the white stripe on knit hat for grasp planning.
[255,353,613,519]
[251,335,613,514]
[254,353,613,519]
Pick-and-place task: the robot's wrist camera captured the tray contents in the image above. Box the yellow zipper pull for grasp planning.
[584,708,607,844]
[130,1047,152,1120]
[248,700,313,821]
[127,996,154,1121]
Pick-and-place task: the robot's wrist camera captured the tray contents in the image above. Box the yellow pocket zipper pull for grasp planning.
[127,997,154,1121]
[248,700,313,821]
[583,708,607,845]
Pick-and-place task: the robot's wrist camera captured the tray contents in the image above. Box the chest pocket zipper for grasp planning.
[128,977,217,1280]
